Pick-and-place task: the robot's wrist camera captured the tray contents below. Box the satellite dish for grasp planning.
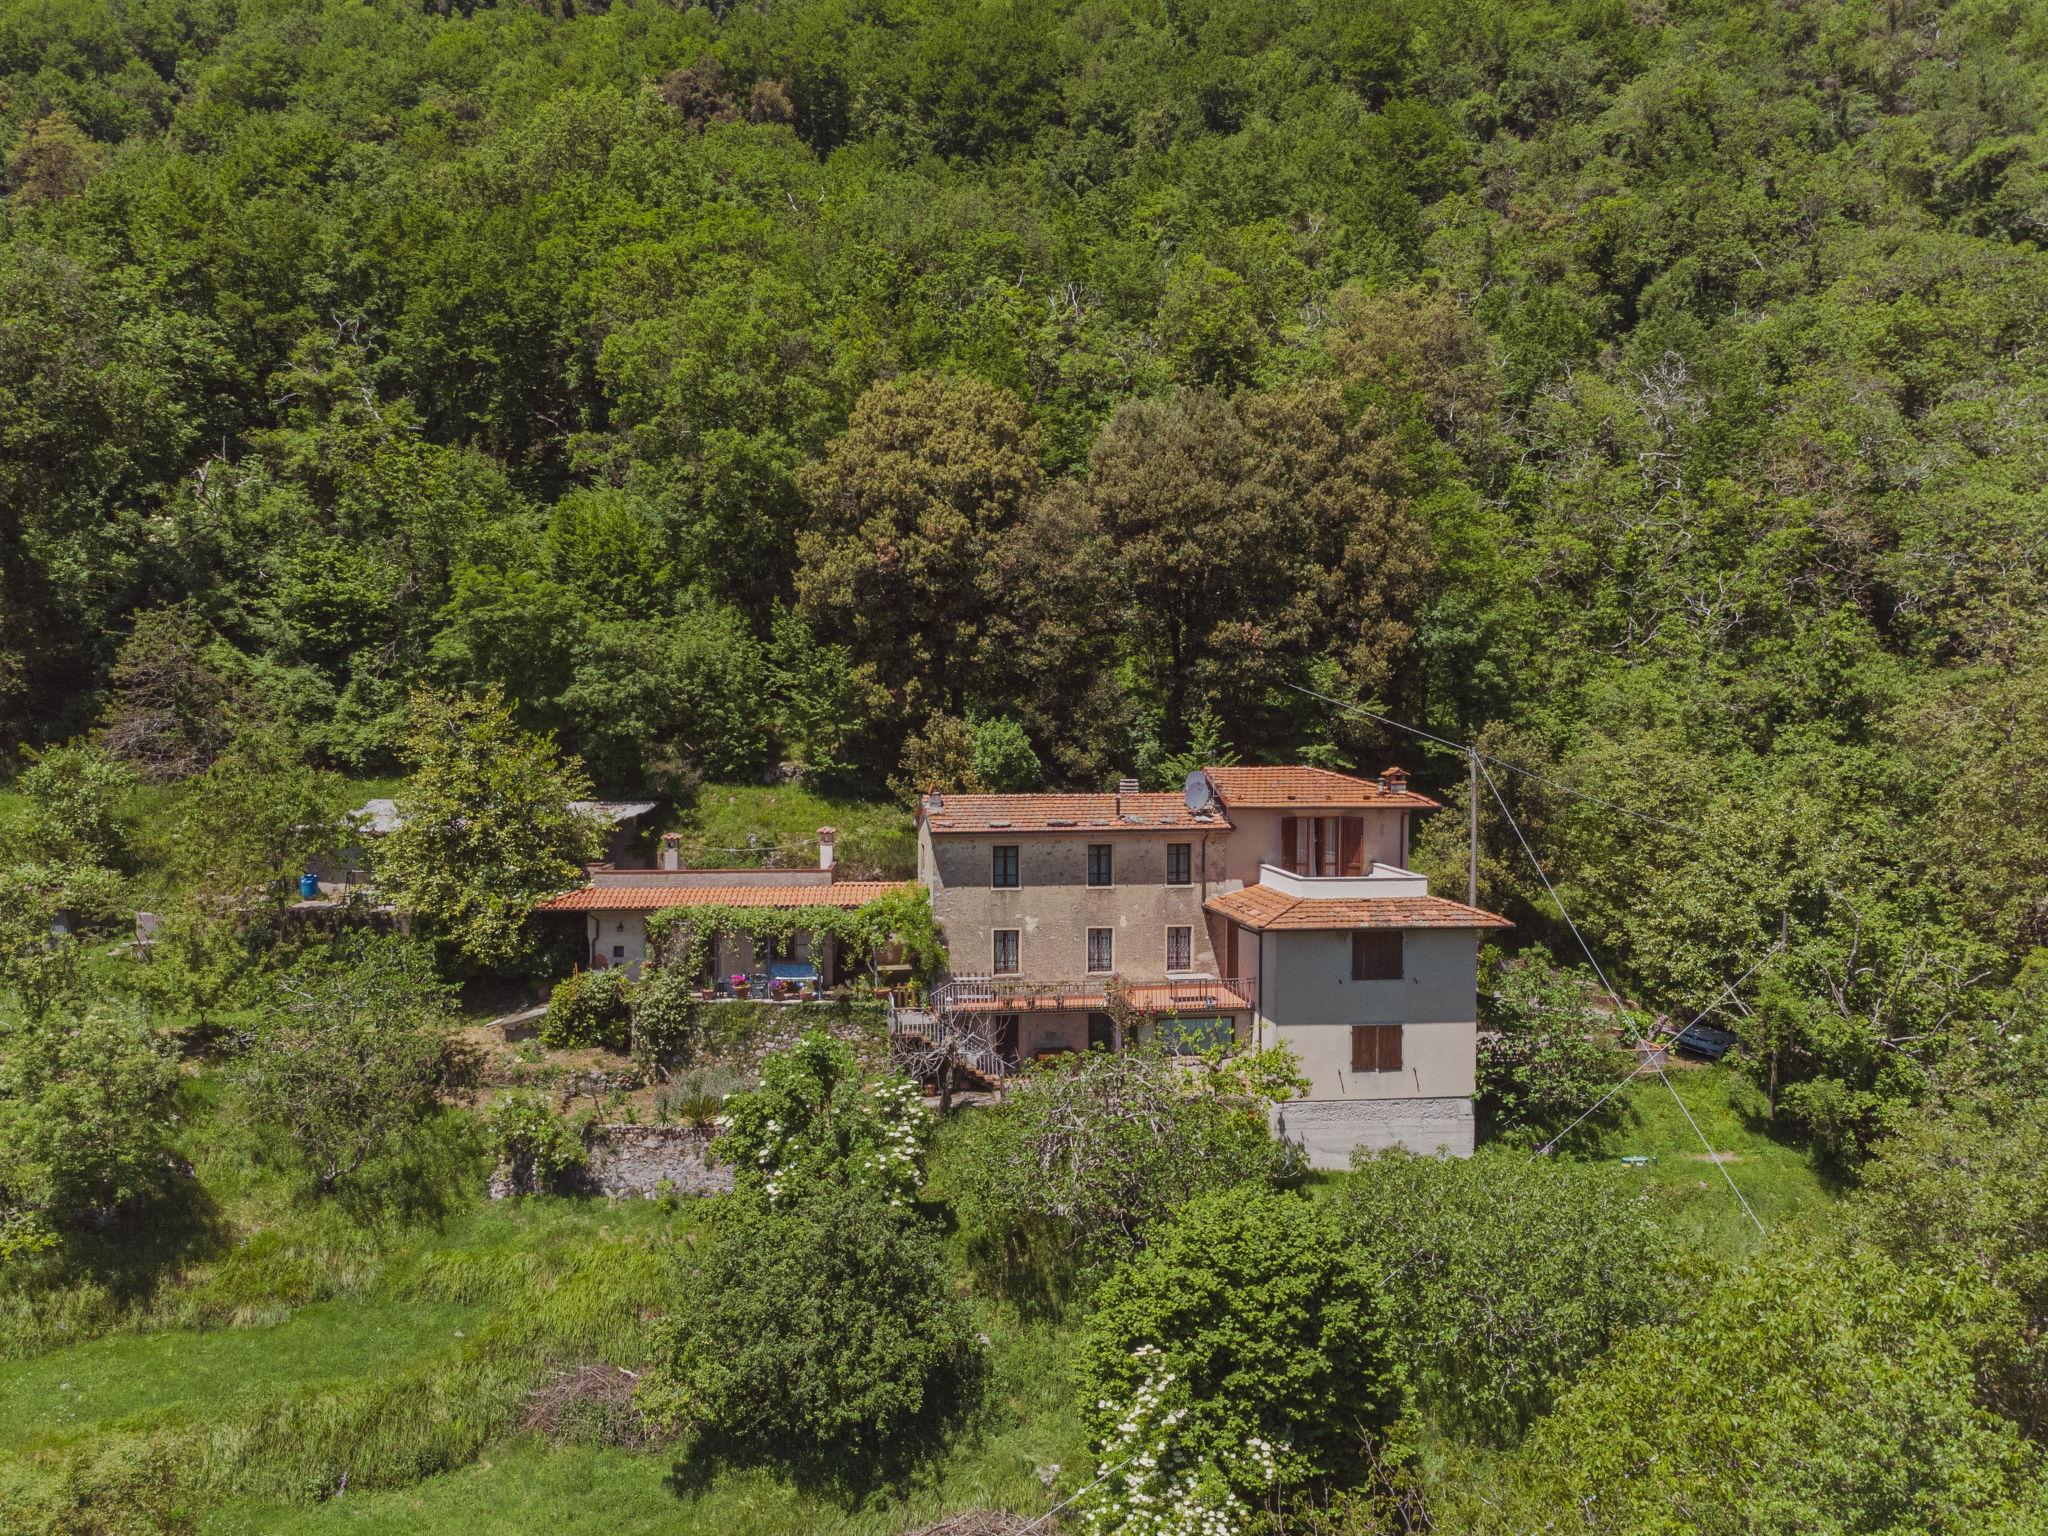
[1183,769,1216,814]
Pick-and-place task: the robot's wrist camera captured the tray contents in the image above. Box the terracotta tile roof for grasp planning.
[536,881,906,913]
[922,792,1228,834]
[1202,764,1441,810]
[1205,884,1510,932]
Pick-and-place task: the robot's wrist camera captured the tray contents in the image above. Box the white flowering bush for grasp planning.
[716,1030,932,1206]
[1077,1190,1406,1518]
[1083,1348,1287,1536]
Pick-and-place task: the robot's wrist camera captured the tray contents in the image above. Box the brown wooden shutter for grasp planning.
[1225,920,1239,977]
[1380,1024,1403,1072]
[1339,816,1365,875]
[1281,816,1299,872]
[1351,1025,1373,1072]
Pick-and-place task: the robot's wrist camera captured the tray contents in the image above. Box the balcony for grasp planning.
[926,974,1251,1015]
[1254,862,1429,899]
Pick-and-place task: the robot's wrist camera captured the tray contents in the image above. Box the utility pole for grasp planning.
[1468,747,1480,907]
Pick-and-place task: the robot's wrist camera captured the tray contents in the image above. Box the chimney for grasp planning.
[659,832,682,872]
[1379,766,1409,796]
[817,826,837,877]
[1117,777,1140,794]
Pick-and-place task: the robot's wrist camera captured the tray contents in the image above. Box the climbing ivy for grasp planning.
[648,887,947,988]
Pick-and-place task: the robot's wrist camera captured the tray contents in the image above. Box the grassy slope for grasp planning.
[0,1300,480,1452]
[670,785,916,882]
[0,1058,1080,1535]
[206,1319,1084,1535]
[1563,1064,1834,1259]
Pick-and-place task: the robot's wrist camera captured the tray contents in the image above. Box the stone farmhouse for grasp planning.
[915,765,1510,1164]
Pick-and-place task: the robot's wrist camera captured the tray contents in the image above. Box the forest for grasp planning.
[3,0,2048,1530]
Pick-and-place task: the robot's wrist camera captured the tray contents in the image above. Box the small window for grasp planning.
[992,845,1020,888]
[1086,927,1114,974]
[1351,931,1403,981]
[1088,844,1114,887]
[1351,1024,1403,1073]
[612,944,626,961]
[1166,925,1193,971]
[1166,843,1192,885]
[992,929,1020,975]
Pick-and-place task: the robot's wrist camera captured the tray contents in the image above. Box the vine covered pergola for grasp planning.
[646,886,947,989]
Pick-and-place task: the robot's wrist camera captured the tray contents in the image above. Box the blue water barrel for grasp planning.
[299,872,320,900]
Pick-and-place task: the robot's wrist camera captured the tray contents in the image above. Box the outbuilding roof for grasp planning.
[1204,884,1510,932]
[920,792,1228,835]
[536,881,906,913]
[1201,765,1440,810]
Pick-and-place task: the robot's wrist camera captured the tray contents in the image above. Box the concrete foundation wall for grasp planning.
[1272,1096,1475,1168]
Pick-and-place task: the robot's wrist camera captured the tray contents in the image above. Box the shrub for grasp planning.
[639,1184,983,1482]
[540,968,632,1051]
[1337,1148,1681,1444]
[0,1002,178,1251]
[1493,1242,2047,1536]
[483,1093,587,1195]
[716,1031,929,1207]
[1076,1189,1406,1530]
[1477,945,1636,1144]
[943,1043,1302,1288]
[235,937,452,1193]
[628,963,703,1073]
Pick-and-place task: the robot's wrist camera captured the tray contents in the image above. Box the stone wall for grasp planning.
[489,1125,734,1200]
[585,1125,733,1197]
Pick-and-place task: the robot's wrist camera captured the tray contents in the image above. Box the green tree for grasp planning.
[945,1044,1302,1286]
[376,686,604,969]
[967,715,1041,792]
[0,1002,178,1256]
[14,743,134,867]
[639,1184,983,1481]
[1077,1190,1406,1526]
[235,938,454,1194]
[716,1031,931,1208]
[1476,945,1636,1143]
[1339,1147,1681,1443]
[1494,1242,2046,1536]
[795,374,1044,729]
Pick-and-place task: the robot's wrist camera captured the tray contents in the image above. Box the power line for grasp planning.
[1286,678,1766,1235]
[1479,759,1764,1236]
[1478,760,1630,1013]
[1280,682,1708,837]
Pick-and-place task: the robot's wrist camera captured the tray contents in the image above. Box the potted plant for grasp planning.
[768,977,789,1001]
[731,973,750,998]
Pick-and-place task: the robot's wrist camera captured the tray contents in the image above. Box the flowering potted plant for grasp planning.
[730,973,750,998]
[769,977,789,1000]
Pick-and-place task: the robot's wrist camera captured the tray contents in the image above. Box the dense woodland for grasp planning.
[4,0,2048,1531]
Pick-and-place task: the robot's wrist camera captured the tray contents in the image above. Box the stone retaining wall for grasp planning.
[489,1125,734,1200]
[585,1125,733,1198]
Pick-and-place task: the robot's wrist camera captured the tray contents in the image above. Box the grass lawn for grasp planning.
[204,1317,1085,1536]
[1563,1063,1836,1258]
[0,1300,480,1452]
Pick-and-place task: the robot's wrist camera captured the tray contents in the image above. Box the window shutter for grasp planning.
[1351,1025,1373,1072]
[1339,817,1365,876]
[1225,920,1239,977]
[1380,1025,1403,1072]
[1281,816,1299,872]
